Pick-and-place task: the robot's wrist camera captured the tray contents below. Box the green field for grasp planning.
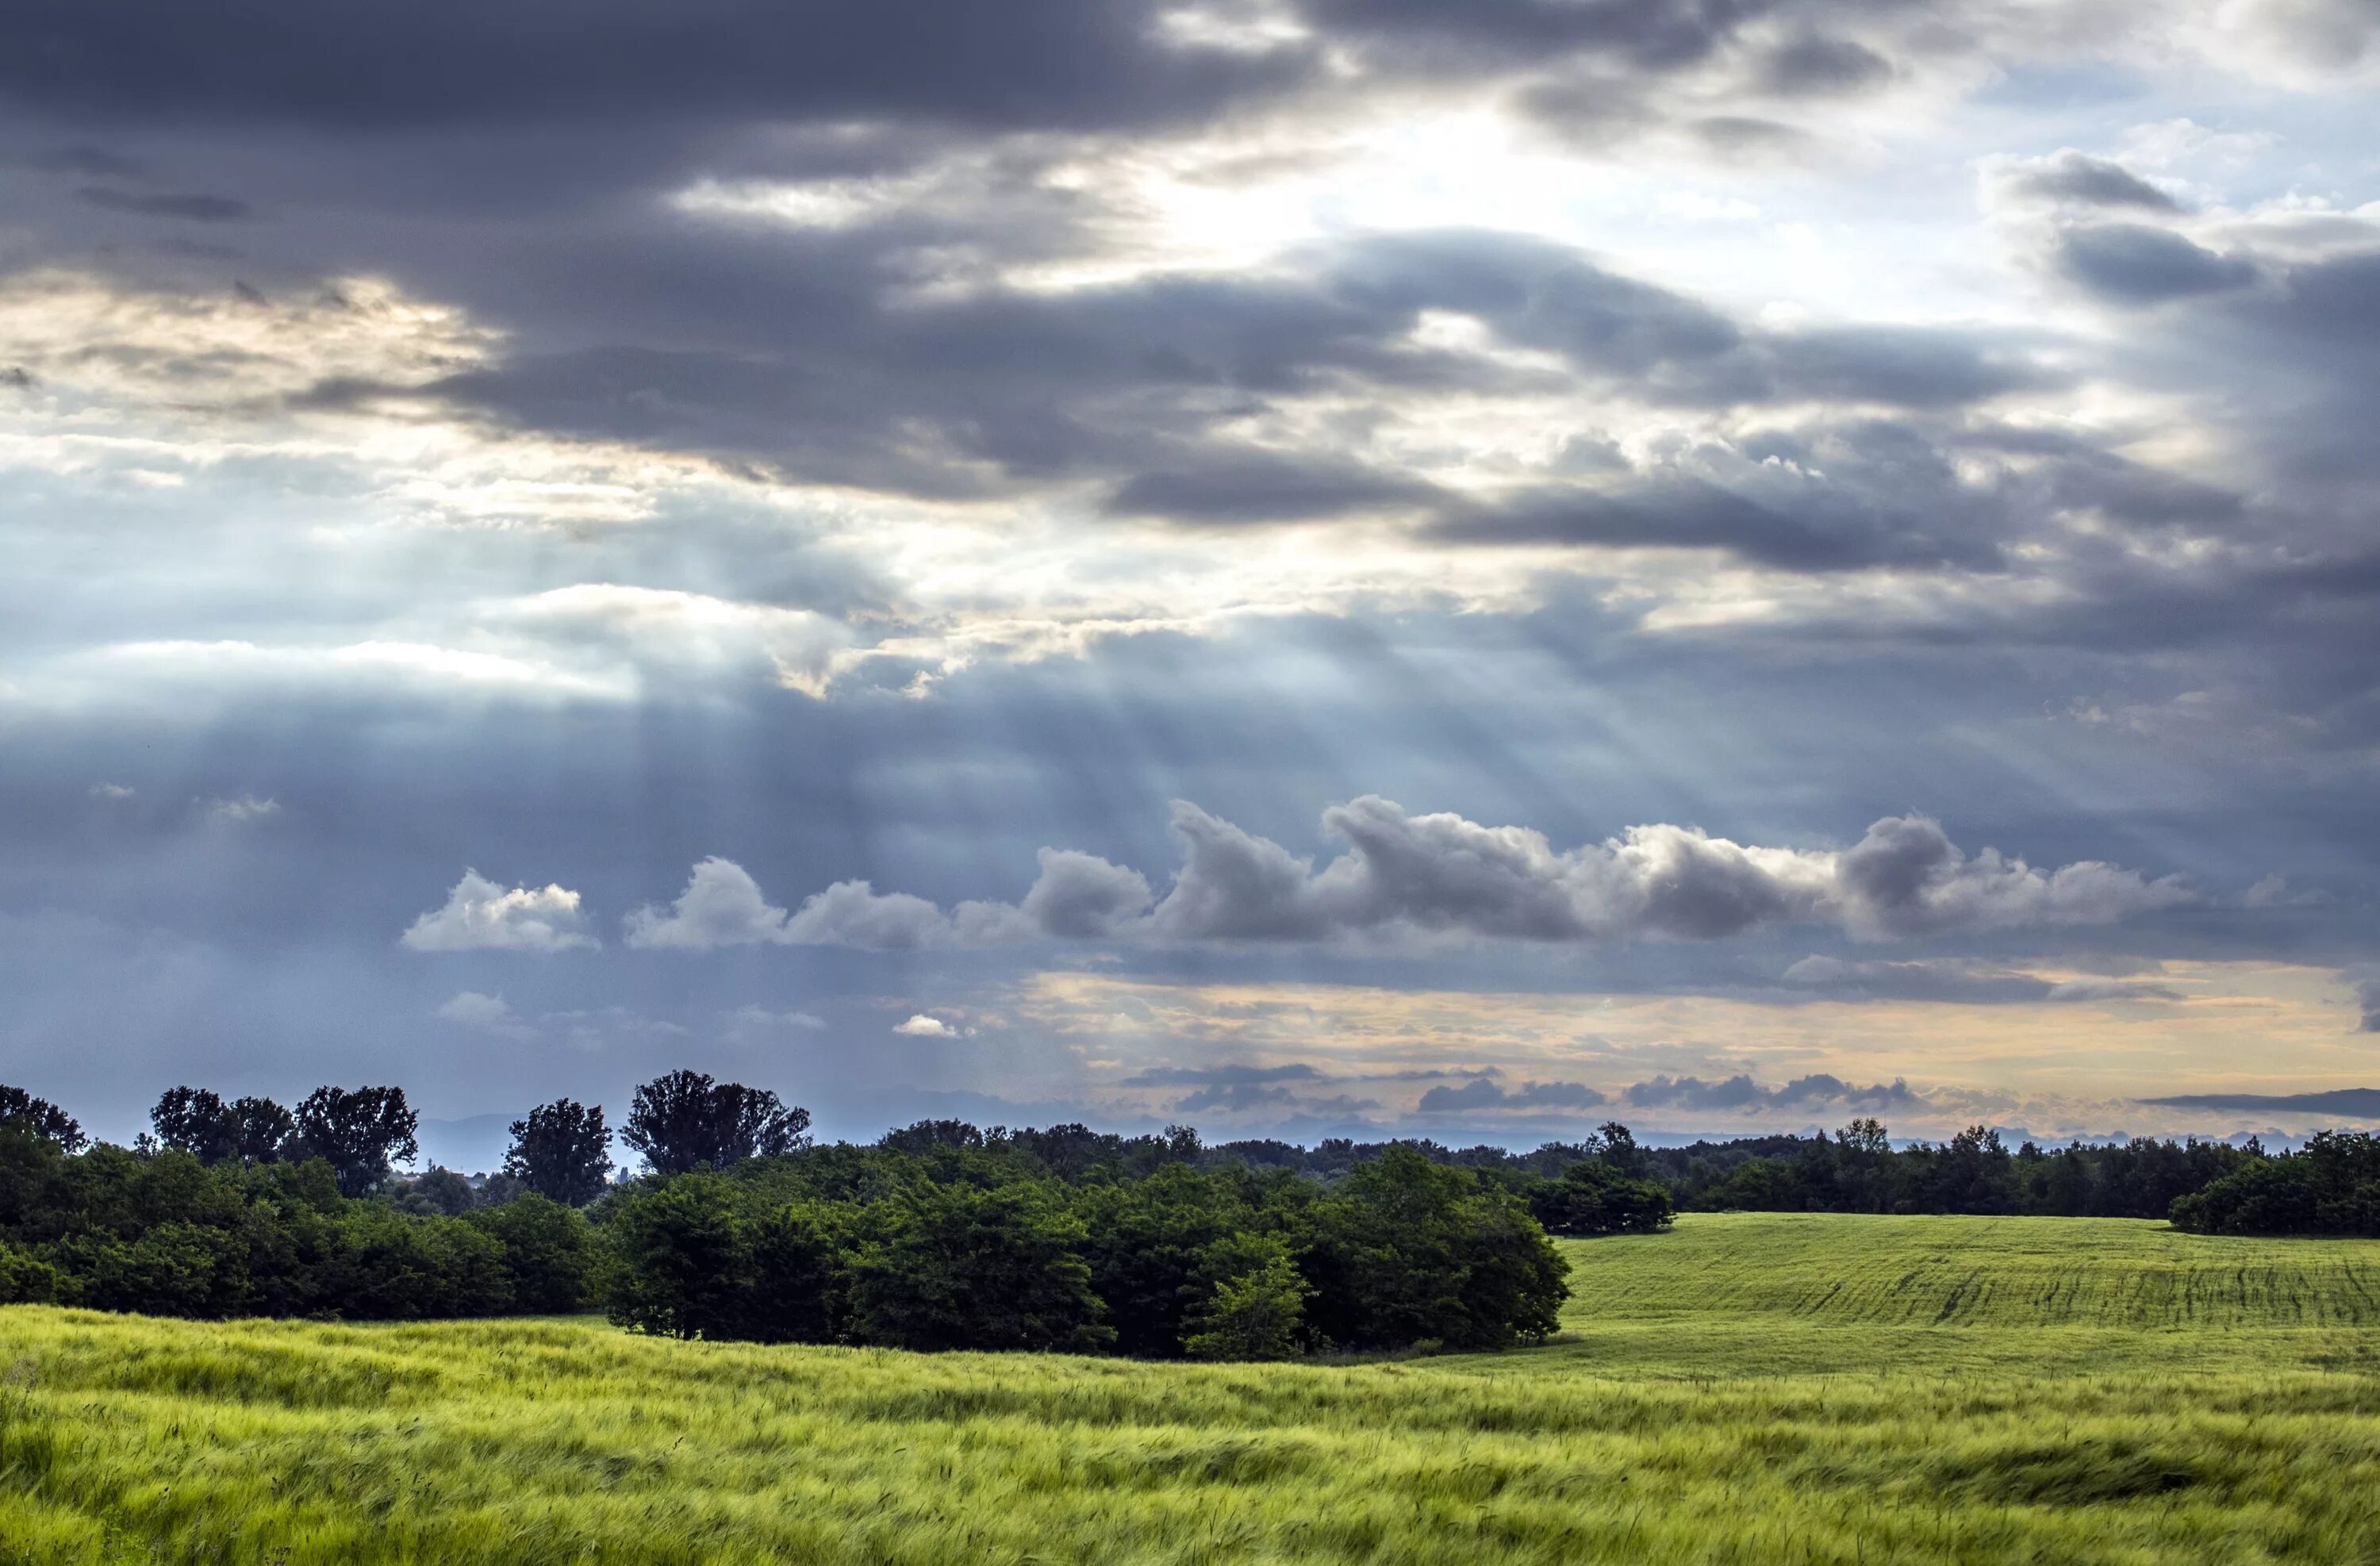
[5,1212,2379,1564]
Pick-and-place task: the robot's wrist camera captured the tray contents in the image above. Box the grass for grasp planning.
[2,1212,2378,1563]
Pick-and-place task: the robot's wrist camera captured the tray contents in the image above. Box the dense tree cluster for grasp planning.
[605,1138,1568,1356]
[0,1080,1568,1358]
[2170,1131,2380,1236]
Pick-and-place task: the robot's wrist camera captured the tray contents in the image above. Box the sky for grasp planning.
[3,0,2378,1166]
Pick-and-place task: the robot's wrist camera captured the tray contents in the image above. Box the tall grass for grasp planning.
[4,1213,2378,1563]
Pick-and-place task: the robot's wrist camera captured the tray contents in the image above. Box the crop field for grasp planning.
[4,1212,2379,1564]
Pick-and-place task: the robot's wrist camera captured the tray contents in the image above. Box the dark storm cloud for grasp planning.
[1104,451,1445,525]
[3,0,1312,132]
[1626,1073,1917,1111]
[75,186,252,222]
[1304,0,1756,67]
[1425,458,2006,572]
[1759,34,1894,95]
[1415,1077,1605,1112]
[2142,1088,2380,1115]
[24,145,145,177]
[2056,225,2258,304]
[2227,249,2380,380]
[2002,152,2182,213]
[1430,480,1860,566]
[416,228,2057,520]
[1170,1080,1379,1114]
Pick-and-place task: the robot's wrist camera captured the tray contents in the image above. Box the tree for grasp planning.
[622,1070,810,1176]
[1596,1121,1644,1174]
[470,1193,597,1313]
[846,1180,1114,1353]
[1183,1234,1309,1360]
[1303,1147,1569,1353]
[152,1087,240,1164]
[393,1166,478,1217]
[291,1085,419,1198]
[606,1174,755,1339]
[154,1089,293,1165]
[878,1119,985,1156]
[0,1085,84,1153]
[504,1099,615,1204]
[1837,1118,1891,1157]
[1530,1158,1675,1236]
[230,1097,295,1163]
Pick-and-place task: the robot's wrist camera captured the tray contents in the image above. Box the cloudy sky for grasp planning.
[4,0,2378,1162]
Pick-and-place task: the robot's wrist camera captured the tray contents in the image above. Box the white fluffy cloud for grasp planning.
[620,797,2190,955]
[402,870,600,952]
[892,1014,958,1038]
[1144,797,2191,946]
[622,857,792,949]
[620,849,1138,952]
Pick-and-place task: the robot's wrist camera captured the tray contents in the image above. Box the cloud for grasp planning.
[784,880,960,950]
[88,782,134,800]
[0,0,1317,139]
[725,1004,828,1034]
[1169,1080,1380,1115]
[2056,225,2258,304]
[76,186,252,222]
[2141,1088,2380,1115]
[1146,797,2190,946]
[403,870,599,953]
[1827,814,2194,940]
[1626,1073,1918,1113]
[203,794,280,824]
[1103,451,1442,526]
[619,800,2190,954]
[627,845,1154,952]
[2356,969,2380,1034]
[433,989,535,1040]
[1987,151,2183,214]
[1759,34,1894,97]
[1415,1077,1606,1113]
[1121,1063,1325,1088]
[1779,955,2146,1004]
[892,1014,958,1038]
[622,857,791,950]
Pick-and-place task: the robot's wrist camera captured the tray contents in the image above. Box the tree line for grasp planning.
[0,1077,1570,1358]
[4,1076,2367,1353]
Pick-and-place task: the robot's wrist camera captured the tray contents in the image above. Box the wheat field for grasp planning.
[4,1212,2378,1564]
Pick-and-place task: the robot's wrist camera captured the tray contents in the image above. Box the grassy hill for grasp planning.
[5,1213,2379,1563]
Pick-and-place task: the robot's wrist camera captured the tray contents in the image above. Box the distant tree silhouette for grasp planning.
[1837,1117,1891,1157]
[228,1096,296,1163]
[152,1087,240,1163]
[0,1085,83,1152]
[622,1070,809,1176]
[292,1084,420,1197]
[150,1088,294,1165]
[505,1099,616,1204]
